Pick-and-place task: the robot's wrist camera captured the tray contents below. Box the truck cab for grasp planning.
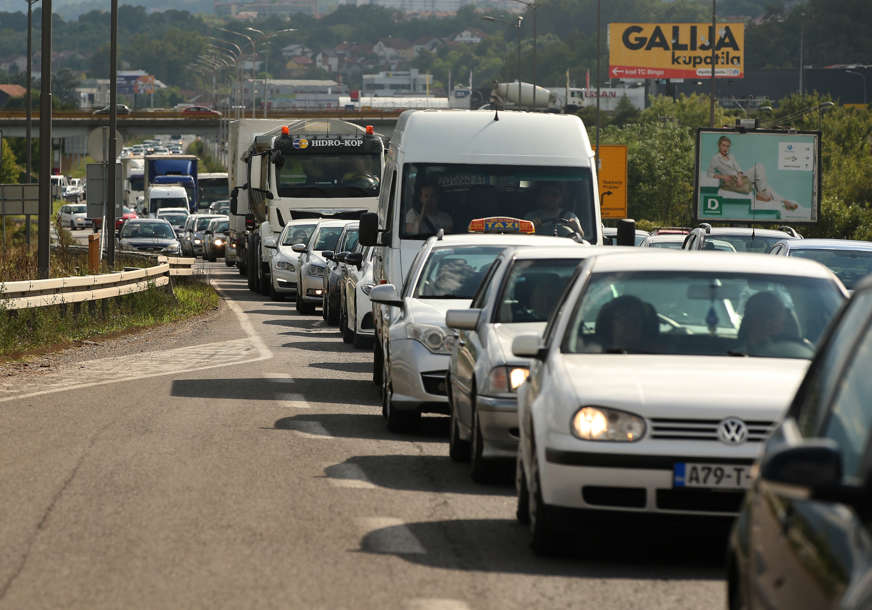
[235,118,385,296]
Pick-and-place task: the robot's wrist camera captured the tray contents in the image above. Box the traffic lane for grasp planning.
[0,264,726,609]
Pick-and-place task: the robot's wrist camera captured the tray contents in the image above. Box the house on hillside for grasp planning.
[281,43,313,60]
[453,29,485,44]
[0,84,26,106]
[372,39,415,64]
[315,50,340,74]
[413,37,444,55]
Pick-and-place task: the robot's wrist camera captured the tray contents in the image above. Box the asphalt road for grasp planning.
[0,263,729,610]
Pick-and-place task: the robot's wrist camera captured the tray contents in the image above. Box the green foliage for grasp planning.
[185,139,226,173]
[0,278,219,359]
[0,138,21,183]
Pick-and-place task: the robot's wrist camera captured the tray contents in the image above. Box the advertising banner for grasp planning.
[597,145,628,220]
[609,23,744,79]
[694,129,820,224]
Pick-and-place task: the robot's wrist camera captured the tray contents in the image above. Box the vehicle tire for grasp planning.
[224,257,233,267]
[372,339,384,387]
[258,262,270,296]
[238,247,247,276]
[470,403,495,483]
[296,288,315,315]
[321,293,329,321]
[341,308,354,344]
[327,293,340,325]
[516,455,530,524]
[528,446,558,556]
[727,556,749,610]
[383,375,417,433]
[448,383,471,462]
[246,238,258,291]
[352,331,369,349]
[269,279,284,302]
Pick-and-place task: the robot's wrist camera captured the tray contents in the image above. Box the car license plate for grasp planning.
[673,462,751,489]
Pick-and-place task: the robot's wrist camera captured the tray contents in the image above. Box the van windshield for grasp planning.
[277,154,381,198]
[150,198,188,213]
[400,164,597,243]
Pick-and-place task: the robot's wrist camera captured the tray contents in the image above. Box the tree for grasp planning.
[0,139,21,184]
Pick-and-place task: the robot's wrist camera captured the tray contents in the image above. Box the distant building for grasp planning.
[0,84,26,106]
[247,79,348,109]
[362,69,433,96]
[340,0,474,13]
[452,29,485,44]
[215,0,318,18]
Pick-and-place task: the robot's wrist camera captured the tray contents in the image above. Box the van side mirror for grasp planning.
[322,250,335,261]
[230,187,238,215]
[359,212,379,246]
[344,252,363,268]
[292,243,307,253]
[616,218,636,246]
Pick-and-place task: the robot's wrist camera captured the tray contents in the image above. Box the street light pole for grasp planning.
[595,0,600,162]
[25,0,39,251]
[710,0,717,127]
[37,0,51,279]
[106,0,118,268]
[846,70,868,105]
[516,16,523,107]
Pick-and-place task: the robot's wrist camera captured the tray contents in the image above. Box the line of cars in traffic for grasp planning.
[220,209,872,607]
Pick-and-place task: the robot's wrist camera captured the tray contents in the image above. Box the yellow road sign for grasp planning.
[598,145,628,220]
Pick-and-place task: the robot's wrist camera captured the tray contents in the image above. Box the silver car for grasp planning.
[445,246,599,482]
[369,233,578,433]
[769,238,872,293]
[293,219,353,315]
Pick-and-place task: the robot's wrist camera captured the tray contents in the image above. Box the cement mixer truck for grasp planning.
[490,81,555,109]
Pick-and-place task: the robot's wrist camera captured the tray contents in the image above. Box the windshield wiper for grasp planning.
[603,347,655,354]
[727,350,749,357]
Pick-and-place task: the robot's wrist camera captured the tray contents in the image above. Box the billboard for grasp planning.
[609,23,744,79]
[694,129,820,224]
[598,145,628,220]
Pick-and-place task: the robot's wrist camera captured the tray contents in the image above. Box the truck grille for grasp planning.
[648,418,774,442]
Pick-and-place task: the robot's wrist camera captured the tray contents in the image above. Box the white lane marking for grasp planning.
[292,421,332,439]
[327,463,376,489]
[0,279,272,403]
[406,600,471,610]
[357,518,426,555]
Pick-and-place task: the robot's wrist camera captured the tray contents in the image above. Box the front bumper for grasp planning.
[538,438,756,516]
[300,272,326,303]
[476,394,520,458]
[388,338,449,414]
[271,267,298,294]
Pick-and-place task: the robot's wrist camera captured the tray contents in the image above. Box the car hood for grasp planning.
[491,322,547,363]
[406,298,472,326]
[556,355,810,421]
[121,237,177,247]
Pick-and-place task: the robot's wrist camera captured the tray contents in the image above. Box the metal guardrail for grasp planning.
[0,256,196,310]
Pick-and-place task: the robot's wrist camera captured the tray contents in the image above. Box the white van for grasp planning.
[147,185,189,217]
[360,109,604,293]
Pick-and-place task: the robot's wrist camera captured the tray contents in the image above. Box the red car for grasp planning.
[115,207,138,233]
[181,106,222,117]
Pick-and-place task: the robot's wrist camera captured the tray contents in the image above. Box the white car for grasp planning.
[340,245,376,348]
[446,245,615,482]
[369,229,583,432]
[57,203,89,229]
[511,251,847,554]
[293,219,354,315]
[268,219,318,301]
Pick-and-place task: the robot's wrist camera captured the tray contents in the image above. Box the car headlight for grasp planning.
[406,323,451,355]
[193,238,202,245]
[275,260,295,271]
[214,238,224,246]
[484,366,530,395]
[571,406,645,442]
[307,264,327,277]
[361,282,375,296]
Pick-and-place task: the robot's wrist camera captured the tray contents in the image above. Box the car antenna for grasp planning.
[437,228,444,241]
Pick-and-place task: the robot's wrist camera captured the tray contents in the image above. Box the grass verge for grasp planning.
[0,278,219,361]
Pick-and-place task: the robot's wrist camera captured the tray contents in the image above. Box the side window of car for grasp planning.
[796,291,872,439]
[470,259,501,310]
[821,317,872,482]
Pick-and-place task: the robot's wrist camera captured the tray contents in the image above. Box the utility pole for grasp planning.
[106,0,118,268]
[37,0,51,279]
[595,0,601,162]
[25,0,38,251]
[709,0,717,128]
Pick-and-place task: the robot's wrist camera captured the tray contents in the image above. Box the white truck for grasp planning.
[227,119,292,274]
[230,118,385,296]
[122,156,145,211]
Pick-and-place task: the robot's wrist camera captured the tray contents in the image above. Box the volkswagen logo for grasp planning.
[718,418,748,445]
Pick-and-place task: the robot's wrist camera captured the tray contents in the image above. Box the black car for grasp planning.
[728,274,872,610]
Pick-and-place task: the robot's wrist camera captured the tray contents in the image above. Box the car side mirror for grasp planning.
[205,230,213,235]
[616,218,636,246]
[760,439,843,498]
[292,243,307,253]
[512,334,546,359]
[446,309,481,331]
[359,212,379,246]
[344,252,363,268]
[369,284,403,308]
[322,250,335,261]
[334,252,348,263]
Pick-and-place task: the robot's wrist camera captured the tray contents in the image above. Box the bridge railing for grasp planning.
[0,255,196,310]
